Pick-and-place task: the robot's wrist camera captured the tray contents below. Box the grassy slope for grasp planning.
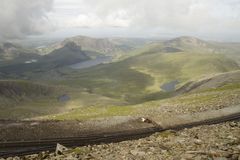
[1,37,240,119]
[0,80,124,119]
[54,51,239,103]
[0,80,64,119]
[46,81,240,120]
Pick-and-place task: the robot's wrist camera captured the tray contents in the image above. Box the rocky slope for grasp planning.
[5,121,240,160]
[176,70,240,94]
[37,35,132,55]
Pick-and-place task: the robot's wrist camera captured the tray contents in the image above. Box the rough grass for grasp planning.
[200,83,240,92]
[1,38,240,120]
[0,80,124,120]
[45,81,240,121]
[53,52,239,104]
[46,105,135,120]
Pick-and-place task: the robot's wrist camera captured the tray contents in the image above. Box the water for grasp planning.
[161,80,179,92]
[70,56,112,69]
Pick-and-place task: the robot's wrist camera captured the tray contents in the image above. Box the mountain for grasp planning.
[63,36,123,54]
[6,36,235,104]
[0,36,240,120]
[1,36,240,103]
[36,36,156,59]
[38,36,132,56]
[0,42,40,63]
[52,45,239,103]
[165,36,210,47]
[143,36,240,56]
[42,41,90,66]
[0,42,91,76]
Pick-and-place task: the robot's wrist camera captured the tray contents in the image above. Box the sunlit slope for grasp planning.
[56,51,239,103]
[176,70,240,94]
[129,52,239,87]
[46,71,240,121]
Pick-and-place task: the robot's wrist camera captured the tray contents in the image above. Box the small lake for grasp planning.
[161,80,179,92]
[70,56,112,69]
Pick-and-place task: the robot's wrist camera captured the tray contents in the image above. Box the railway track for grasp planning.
[1,112,240,158]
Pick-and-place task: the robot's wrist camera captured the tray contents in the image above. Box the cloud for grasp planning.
[2,0,239,41]
[0,0,54,40]
[51,0,240,40]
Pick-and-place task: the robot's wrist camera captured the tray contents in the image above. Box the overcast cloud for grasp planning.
[1,0,240,41]
[0,0,53,40]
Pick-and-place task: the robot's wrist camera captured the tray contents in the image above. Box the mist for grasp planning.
[1,0,240,41]
[0,0,54,41]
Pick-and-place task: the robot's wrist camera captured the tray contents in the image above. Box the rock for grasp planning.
[3,121,240,160]
[181,153,195,159]
[38,151,50,159]
[30,122,39,126]
[229,122,238,127]
[213,157,228,160]
[231,154,239,160]
[24,154,38,159]
[193,139,202,145]
[56,143,68,155]
[236,145,240,150]
[130,150,146,156]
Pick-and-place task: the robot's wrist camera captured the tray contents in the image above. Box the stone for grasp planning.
[56,143,68,155]
[231,154,239,160]
[213,157,228,160]
[193,139,202,145]
[130,150,146,156]
[38,151,50,159]
[182,153,195,159]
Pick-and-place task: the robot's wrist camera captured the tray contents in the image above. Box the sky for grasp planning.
[0,0,240,41]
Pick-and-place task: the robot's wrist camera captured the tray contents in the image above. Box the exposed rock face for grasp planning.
[62,36,118,54]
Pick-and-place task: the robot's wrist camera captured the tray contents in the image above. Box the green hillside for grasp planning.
[0,80,123,119]
[1,36,240,120]
[46,72,240,121]
[53,50,239,103]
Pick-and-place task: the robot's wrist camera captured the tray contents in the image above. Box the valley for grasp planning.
[0,36,240,120]
[0,35,240,159]
[1,1,240,159]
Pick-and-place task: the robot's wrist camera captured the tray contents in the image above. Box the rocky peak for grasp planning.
[166,36,207,47]
[64,41,82,51]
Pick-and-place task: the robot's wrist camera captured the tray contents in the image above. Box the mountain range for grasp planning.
[0,35,239,119]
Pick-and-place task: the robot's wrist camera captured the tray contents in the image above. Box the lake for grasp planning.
[70,56,112,69]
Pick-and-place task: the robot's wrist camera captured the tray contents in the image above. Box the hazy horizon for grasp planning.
[0,0,240,42]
